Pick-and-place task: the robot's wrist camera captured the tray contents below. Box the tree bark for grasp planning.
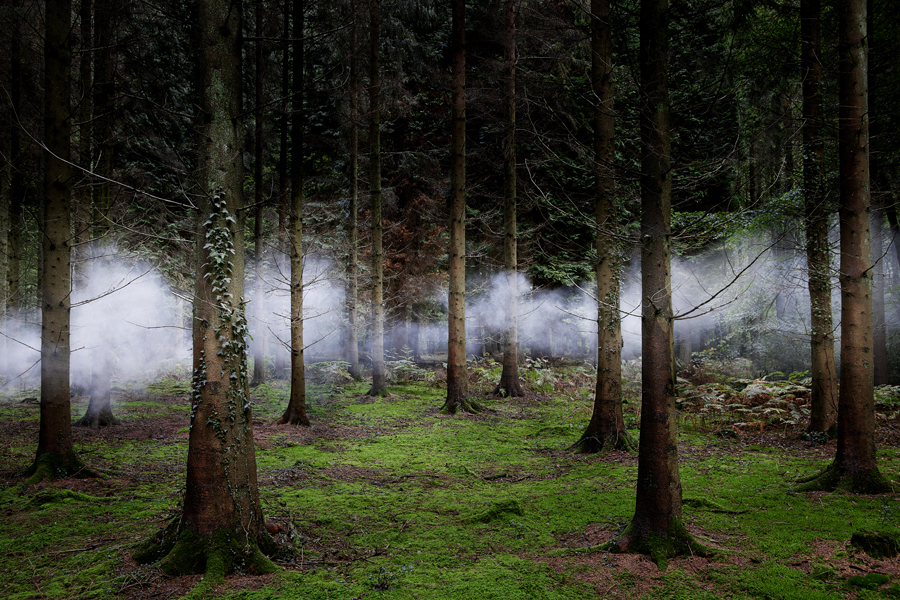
[492,0,523,399]
[273,0,290,381]
[575,0,633,454]
[368,0,387,396]
[25,0,85,483]
[609,0,703,569]
[279,0,309,425]
[799,0,888,493]
[346,0,361,380]
[134,0,277,579]
[251,0,267,389]
[443,0,478,414]
[801,0,838,434]
[6,18,23,384]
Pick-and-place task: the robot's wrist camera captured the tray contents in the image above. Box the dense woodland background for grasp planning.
[2,0,900,382]
[3,0,900,592]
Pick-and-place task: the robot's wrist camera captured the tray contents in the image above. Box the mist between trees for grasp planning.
[0,221,887,391]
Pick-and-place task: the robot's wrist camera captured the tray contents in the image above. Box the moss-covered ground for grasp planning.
[0,364,899,599]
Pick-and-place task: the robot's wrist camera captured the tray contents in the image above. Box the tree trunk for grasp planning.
[134,0,277,579]
[575,0,633,454]
[346,0,361,380]
[799,0,888,494]
[367,0,387,396]
[610,0,703,569]
[492,0,523,399]
[6,18,23,384]
[279,0,309,425]
[273,0,290,381]
[801,0,838,434]
[25,0,85,483]
[871,205,887,385]
[251,0,267,388]
[442,0,478,414]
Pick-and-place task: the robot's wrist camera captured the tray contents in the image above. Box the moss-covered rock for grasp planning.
[467,499,524,524]
[851,530,900,559]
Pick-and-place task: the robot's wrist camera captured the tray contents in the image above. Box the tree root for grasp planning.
[441,396,485,415]
[794,461,893,494]
[134,519,278,580]
[572,429,636,454]
[21,451,96,486]
[604,518,714,571]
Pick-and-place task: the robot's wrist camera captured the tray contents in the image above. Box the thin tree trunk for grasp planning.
[251,0,266,388]
[25,0,85,483]
[346,0,361,380]
[274,0,290,381]
[6,18,23,384]
[801,0,838,434]
[443,0,478,414]
[871,205,887,385]
[493,0,523,399]
[610,0,703,568]
[367,0,387,396]
[575,0,632,453]
[280,0,309,425]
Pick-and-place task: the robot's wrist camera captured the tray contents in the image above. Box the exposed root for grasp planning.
[21,451,96,486]
[604,519,714,571]
[572,429,636,454]
[441,396,485,415]
[794,461,893,494]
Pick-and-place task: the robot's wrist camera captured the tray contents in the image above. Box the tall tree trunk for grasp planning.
[442,0,478,414]
[801,0,838,434]
[492,0,523,399]
[76,0,119,428]
[251,0,266,388]
[610,0,703,568]
[279,0,309,425]
[25,0,85,483]
[274,0,290,381]
[575,0,632,454]
[134,0,277,578]
[346,0,361,380]
[799,0,888,494]
[871,205,887,385]
[367,0,387,396]
[6,18,23,384]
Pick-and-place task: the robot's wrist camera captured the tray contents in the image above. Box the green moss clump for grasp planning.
[607,518,713,571]
[22,450,90,485]
[846,572,889,590]
[28,489,111,507]
[467,499,524,524]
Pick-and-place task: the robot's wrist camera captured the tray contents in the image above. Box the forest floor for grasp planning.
[1,360,900,599]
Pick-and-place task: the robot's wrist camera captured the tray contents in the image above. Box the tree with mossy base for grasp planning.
[573,0,633,455]
[796,0,890,495]
[601,0,707,569]
[24,0,89,486]
[134,0,278,579]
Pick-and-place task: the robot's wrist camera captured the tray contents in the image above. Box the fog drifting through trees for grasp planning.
[2,225,889,394]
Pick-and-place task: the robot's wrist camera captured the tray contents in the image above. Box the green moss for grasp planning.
[466,499,524,524]
[22,450,89,485]
[847,573,890,590]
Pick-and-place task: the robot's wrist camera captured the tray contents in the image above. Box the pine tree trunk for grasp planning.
[346,0,361,380]
[6,18,23,384]
[832,0,886,491]
[134,0,276,579]
[493,0,523,399]
[610,0,703,568]
[801,0,838,433]
[443,0,477,414]
[800,0,889,493]
[26,0,85,483]
[368,0,387,396]
[576,0,632,454]
[280,0,309,425]
[274,0,290,381]
[251,0,267,388]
